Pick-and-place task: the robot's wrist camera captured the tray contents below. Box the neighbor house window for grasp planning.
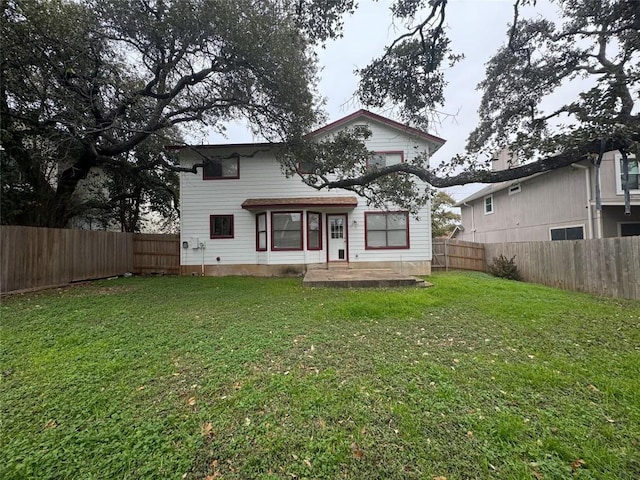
[615,154,639,194]
[550,226,584,241]
[365,212,409,249]
[271,212,303,250]
[256,213,267,251]
[203,155,239,179]
[210,215,234,239]
[367,151,404,169]
[484,195,494,214]
[619,223,640,237]
[307,212,322,250]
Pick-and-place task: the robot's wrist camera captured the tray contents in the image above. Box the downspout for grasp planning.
[463,202,475,242]
[573,164,594,239]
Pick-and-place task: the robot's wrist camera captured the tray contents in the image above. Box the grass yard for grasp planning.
[1,272,639,479]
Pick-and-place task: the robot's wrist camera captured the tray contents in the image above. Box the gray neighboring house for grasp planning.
[454,149,640,243]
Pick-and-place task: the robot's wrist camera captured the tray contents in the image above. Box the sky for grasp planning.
[199,0,558,202]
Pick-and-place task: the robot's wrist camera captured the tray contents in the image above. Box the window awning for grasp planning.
[241,196,358,211]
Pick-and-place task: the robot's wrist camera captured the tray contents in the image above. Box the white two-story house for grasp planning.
[172,110,445,276]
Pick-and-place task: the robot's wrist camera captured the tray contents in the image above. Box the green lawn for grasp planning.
[1,272,639,479]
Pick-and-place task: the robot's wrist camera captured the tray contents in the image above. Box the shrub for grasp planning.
[487,254,522,281]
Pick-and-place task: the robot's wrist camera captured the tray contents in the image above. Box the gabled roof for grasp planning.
[311,109,446,151]
[165,110,446,151]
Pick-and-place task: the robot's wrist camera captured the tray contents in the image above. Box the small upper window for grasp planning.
[297,160,316,174]
[615,154,639,194]
[203,155,239,180]
[210,215,234,239]
[367,151,404,169]
[484,195,494,215]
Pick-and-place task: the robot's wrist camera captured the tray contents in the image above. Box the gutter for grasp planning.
[463,202,476,242]
[572,164,595,239]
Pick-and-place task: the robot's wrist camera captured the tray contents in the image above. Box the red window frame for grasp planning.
[202,155,240,180]
[366,151,405,168]
[256,212,267,251]
[209,215,234,239]
[271,211,303,251]
[364,211,410,250]
[306,212,322,250]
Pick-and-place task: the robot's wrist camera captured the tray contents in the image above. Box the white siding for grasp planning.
[180,121,435,268]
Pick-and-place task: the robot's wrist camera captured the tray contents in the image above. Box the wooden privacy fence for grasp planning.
[133,233,179,275]
[432,239,485,272]
[484,237,640,300]
[1,226,179,293]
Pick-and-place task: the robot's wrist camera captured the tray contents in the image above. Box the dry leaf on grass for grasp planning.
[201,422,214,437]
[43,419,58,429]
[351,442,364,459]
[571,459,585,471]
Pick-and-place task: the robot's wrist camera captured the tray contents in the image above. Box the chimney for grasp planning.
[491,147,520,171]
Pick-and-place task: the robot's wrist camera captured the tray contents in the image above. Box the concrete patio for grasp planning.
[302,268,432,288]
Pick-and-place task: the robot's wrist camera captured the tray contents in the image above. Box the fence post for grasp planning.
[444,240,449,272]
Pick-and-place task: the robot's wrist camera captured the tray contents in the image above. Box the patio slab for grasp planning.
[303,268,432,288]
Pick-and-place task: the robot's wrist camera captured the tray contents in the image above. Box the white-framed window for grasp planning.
[484,195,494,215]
[550,225,584,241]
[614,153,639,194]
[367,151,404,169]
[508,184,521,195]
[618,222,640,237]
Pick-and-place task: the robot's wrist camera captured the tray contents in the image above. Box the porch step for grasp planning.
[303,268,432,289]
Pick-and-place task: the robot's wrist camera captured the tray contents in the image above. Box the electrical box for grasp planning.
[181,237,200,249]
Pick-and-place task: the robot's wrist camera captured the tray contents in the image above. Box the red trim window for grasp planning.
[364,211,409,249]
[271,211,303,250]
[297,160,316,174]
[202,154,240,180]
[367,151,404,169]
[307,212,322,250]
[256,213,267,251]
[210,215,234,239]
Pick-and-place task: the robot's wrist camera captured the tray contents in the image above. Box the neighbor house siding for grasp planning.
[458,165,589,243]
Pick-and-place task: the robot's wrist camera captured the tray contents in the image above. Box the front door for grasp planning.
[327,214,348,262]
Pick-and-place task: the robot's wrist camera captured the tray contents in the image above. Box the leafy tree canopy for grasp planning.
[2,0,638,225]
[1,0,351,227]
[431,191,461,238]
[295,0,639,210]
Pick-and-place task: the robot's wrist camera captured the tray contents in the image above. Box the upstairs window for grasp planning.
[484,195,494,215]
[203,155,240,180]
[210,215,234,239]
[367,151,404,169]
[615,154,639,194]
[365,212,409,249]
